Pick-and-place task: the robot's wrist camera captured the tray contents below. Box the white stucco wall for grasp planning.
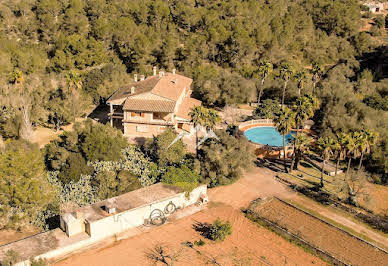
[87,185,207,240]
[14,185,207,265]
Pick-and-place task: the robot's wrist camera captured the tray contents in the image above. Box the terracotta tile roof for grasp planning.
[107,77,160,104]
[123,99,176,113]
[151,73,192,101]
[107,72,192,104]
[176,97,202,120]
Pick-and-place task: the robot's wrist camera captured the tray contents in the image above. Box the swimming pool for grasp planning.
[244,126,294,147]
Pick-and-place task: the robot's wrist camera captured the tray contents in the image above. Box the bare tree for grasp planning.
[222,105,242,126]
[145,243,181,266]
[19,96,34,141]
[345,168,368,206]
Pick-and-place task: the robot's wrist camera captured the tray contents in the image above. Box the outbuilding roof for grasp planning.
[76,183,183,222]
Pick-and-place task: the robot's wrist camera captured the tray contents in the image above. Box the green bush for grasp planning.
[30,257,48,266]
[1,250,20,266]
[209,218,232,241]
[253,99,281,119]
[194,239,205,246]
[144,128,186,167]
[161,165,199,195]
[198,130,254,187]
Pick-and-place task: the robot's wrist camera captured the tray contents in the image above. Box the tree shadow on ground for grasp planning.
[192,221,212,240]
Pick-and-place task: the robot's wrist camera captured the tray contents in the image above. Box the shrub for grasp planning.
[209,218,232,241]
[198,130,254,187]
[1,250,21,266]
[30,257,48,266]
[161,165,199,195]
[144,128,186,167]
[194,239,205,246]
[253,99,281,119]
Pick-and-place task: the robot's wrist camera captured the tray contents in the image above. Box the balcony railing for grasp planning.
[122,118,174,126]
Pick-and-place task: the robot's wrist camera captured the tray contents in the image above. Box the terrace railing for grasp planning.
[238,119,273,130]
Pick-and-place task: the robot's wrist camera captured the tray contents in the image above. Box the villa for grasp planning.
[107,67,201,137]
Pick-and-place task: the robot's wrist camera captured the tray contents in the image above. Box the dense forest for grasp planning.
[0,0,387,229]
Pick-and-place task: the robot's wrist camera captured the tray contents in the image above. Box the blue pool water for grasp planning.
[244,127,294,147]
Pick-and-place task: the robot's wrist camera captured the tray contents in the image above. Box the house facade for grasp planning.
[107,68,201,137]
[364,2,385,13]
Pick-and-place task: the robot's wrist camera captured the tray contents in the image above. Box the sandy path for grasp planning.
[286,195,388,250]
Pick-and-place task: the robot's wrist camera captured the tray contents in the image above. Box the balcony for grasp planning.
[122,117,174,126]
[108,112,124,119]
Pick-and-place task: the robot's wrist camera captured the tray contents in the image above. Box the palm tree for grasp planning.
[342,132,360,180]
[311,62,323,94]
[333,133,347,176]
[292,95,318,132]
[274,107,296,173]
[290,95,319,170]
[66,69,82,122]
[279,63,294,109]
[293,133,313,170]
[357,129,378,171]
[317,136,336,187]
[256,60,273,104]
[189,106,220,157]
[294,70,307,96]
[206,108,221,130]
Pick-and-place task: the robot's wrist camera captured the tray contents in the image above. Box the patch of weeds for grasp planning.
[194,239,205,246]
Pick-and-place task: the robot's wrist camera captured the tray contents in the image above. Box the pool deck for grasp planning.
[239,123,274,132]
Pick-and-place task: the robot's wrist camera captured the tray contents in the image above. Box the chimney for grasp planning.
[140,75,145,81]
[134,74,138,82]
[172,68,176,75]
[153,66,157,76]
[130,86,135,94]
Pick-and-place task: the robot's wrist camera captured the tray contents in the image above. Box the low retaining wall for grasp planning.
[238,119,273,131]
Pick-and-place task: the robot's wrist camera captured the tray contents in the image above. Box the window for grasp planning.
[153,112,164,120]
[131,112,144,117]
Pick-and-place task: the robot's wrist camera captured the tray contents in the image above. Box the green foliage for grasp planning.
[161,165,199,195]
[81,123,128,162]
[90,145,159,187]
[0,141,54,229]
[52,34,107,71]
[374,15,385,29]
[57,152,92,184]
[253,99,281,119]
[30,257,49,266]
[198,130,254,187]
[194,239,205,246]
[47,171,99,213]
[145,128,186,167]
[1,249,21,266]
[209,218,232,242]
[44,120,128,183]
[92,170,141,200]
[190,106,221,130]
